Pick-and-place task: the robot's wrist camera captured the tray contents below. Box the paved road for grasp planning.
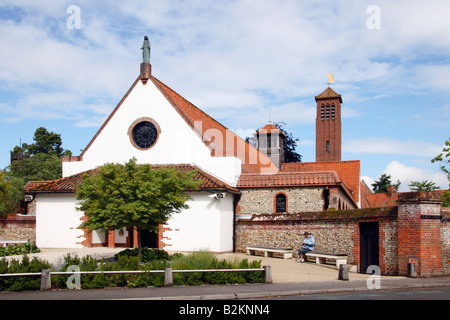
[270,287,450,300]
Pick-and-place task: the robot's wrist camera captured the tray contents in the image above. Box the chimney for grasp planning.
[387,185,396,196]
[140,62,151,85]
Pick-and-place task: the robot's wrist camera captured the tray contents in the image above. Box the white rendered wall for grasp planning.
[163,192,235,253]
[35,194,84,248]
[63,80,241,186]
[35,191,234,251]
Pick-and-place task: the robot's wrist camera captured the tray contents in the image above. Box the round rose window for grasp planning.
[129,119,160,150]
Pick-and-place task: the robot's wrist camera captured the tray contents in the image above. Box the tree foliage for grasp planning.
[408,180,439,192]
[9,127,71,182]
[432,137,450,207]
[77,158,202,255]
[1,127,72,215]
[273,121,302,163]
[432,137,450,185]
[371,174,401,193]
[12,127,71,158]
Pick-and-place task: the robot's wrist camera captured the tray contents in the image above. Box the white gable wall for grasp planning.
[38,78,239,251]
[63,80,241,186]
[35,194,84,248]
[163,192,234,253]
[34,191,234,252]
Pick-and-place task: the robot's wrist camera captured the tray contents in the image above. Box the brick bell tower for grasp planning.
[315,86,342,162]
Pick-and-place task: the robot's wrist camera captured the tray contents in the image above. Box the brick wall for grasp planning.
[440,208,450,275]
[238,186,356,214]
[235,208,398,275]
[236,192,448,276]
[397,192,443,277]
[0,214,36,241]
[238,187,324,214]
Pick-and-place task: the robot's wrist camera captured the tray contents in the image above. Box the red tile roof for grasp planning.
[24,164,240,194]
[256,123,284,136]
[363,191,398,208]
[151,77,279,174]
[362,189,445,208]
[315,87,343,103]
[281,160,360,203]
[237,171,343,188]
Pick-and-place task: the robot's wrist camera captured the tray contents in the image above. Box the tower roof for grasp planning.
[315,87,343,103]
[256,123,284,136]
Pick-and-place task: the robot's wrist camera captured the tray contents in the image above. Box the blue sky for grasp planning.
[0,0,449,191]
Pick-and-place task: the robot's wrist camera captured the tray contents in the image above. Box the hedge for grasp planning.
[0,249,263,291]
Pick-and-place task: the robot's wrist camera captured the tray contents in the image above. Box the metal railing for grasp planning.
[0,266,273,290]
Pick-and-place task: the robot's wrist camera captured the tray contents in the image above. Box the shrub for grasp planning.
[0,242,40,257]
[0,255,51,292]
[0,250,263,292]
[114,247,170,262]
[170,250,263,285]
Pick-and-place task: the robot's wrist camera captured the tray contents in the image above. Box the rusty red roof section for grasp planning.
[281,160,360,203]
[315,87,343,103]
[256,123,284,136]
[151,76,279,174]
[361,189,445,208]
[24,164,240,194]
[237,171,343,188]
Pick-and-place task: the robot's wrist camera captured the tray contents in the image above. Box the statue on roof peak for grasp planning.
[141,36,151,63]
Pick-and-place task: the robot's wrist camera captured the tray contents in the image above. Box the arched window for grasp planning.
[275,193,287,213]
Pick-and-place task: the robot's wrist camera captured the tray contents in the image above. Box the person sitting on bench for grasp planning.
[297,232,315,263]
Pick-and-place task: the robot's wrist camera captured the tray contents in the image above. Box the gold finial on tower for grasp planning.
[327,73,334,86]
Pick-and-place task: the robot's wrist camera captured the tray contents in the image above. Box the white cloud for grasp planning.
[344,137,442,157]
[383,161,448,191]
[2,0,450,125]
[361,176,375,192]
[362,161,448,192]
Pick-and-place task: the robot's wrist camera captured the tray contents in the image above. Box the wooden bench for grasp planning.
[246,245,293,259]
[0,240,29,247]
[305,251,348,269]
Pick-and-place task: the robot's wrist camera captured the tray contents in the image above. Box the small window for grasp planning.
[275,193,287,213]
[331,103,335,120]
[320,104,325,120]
[326,140,330,152]
[326,103,330,120]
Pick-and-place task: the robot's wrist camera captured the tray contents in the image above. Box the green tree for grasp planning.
[8,127,72,182]
[12,127,71,157]
[408,180,440,192]
[371,174,401,193]
[9,154,63,182]
[0,171,12,215]
[273,122,302,163]
[0,174,25,215]
[2,127,72,214]
[77,158,202,256]
[432,137,450,206]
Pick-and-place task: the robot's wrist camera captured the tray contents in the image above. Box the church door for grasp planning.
[359,222,379,273]
[140,229,159,248]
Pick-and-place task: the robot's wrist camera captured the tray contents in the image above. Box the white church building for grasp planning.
[24,38,361,253]
[24,39,279,253]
